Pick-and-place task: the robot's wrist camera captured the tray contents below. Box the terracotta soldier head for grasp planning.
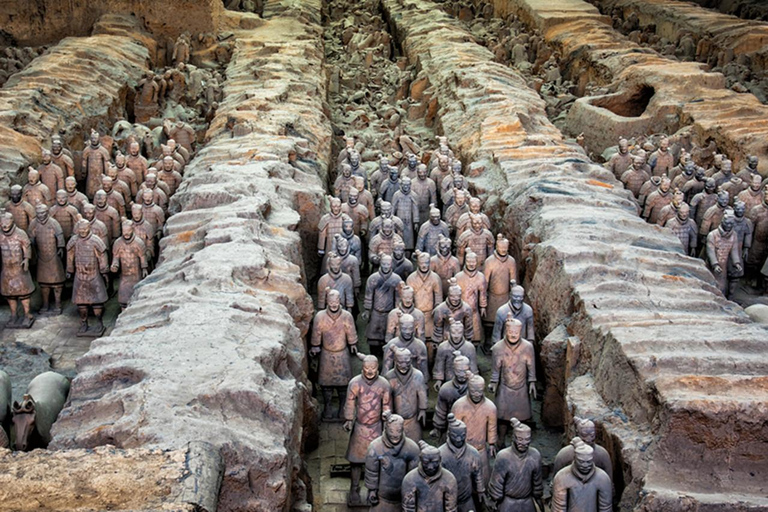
[417,441,443,477]
[101,175,114,193]
[349,150,361,170]
[162,156,175,172]
[393,239,405,261]
[27,169,40,186]
[416,250,430,273]
[379,254,393,274]
[448,318,464,346]
[722,159,732,176]
[76,218,92,238]
[571,437,595,476]
[677,202,690,222]
[468,374,485,404]
[1,212,15,234]
[326,288,341,314]
[380,201,393,218]
[574,417,597,446]
[399,313,415,342]
[132,203,143,221]
[407,153,419,172]
[429,206,441,226]
[354,176,365,193]
[342,216,354,237]
[452,353,470,385]
[52,137,65,156]
[417,164,428,181]
[394,347,413,375]
[749,174,763,192]
[335,234,350,257]
[115,151,127,170]
[145,173,158,189]
[505,315,523,346]
[618,138,628,155]
[704,178,717,194]
[734,200,746,219]
[694,166,707,183]
[10,184,22,203]
[712,154,723,172]
[65,176,78,194]
[400,285,415,308]
[400,177,412,194]
[716,189,729,208]
[94,190,108,208]
[464,251,478,272]
[438,234,452,256]
[496,234,509,256]
[659,137,669,153]
[55,190,68,206]
[452,159,462,175]
[41,149,52,165]
[659,176,671,194]
[122,220,134,241]
[631,155,644,171]
[358,352,380,381]
[671,188,684,208]
[510,417,532,454]
[381,218,395,239]
[446,413,468,449]
[340,163,352,179]
[388,166,399,183]
[129,141,141,157]
[35,203,48,223]
[83,204,96,222]
[89,129,100,148]
[348,186,359,206]
[327,251,342,276]
[379,156,390,174]
[438,154,450,173]
[142,189,155,206]
[720,211,735,234]
[455,189,468,207]
[383,412,405,445]
[330,197,342,216]
[469,197,482,214]
[447,278,462,308]
[747,155,759,172]
[509,281,525,308]
[452,175,465,191]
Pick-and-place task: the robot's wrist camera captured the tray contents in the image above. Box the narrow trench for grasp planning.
[306,0,564,508]
[0,38,225,402]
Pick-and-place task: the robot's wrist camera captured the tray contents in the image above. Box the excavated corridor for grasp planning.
[0,0,766,511]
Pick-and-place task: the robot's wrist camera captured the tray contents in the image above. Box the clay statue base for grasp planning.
[5,317,34,329]
[77,325,106,338]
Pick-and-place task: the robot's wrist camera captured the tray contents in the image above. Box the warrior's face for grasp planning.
[448,425,467,448]
[578,424,596,445]
[399,318,414,341]
[385,418,404,445]
[342,218,354,236]
[513,429,532,454]
[330,198,342,216]
[395,352,411,375]
[362,359,379,380]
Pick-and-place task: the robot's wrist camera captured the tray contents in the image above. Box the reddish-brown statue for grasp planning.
[551,438,612,512]
[5,185,35,233]
[28,204,65,314]
[439,414,487,512]
[455,251,487,346]
[67,219,109,336]
[385,347,428,443]
[487,418,544,512]
[363,254,402,357]
[344,353,392,506]
[451,374,497,485]
[111,220,149,310]
[383,312,429,381]
[401,441,458,512]
[0,213,35,327]
[553,418,613,481]
[82,130,111,199]
[311,289,358,420]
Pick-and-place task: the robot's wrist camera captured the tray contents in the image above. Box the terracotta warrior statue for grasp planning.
[141,189,166,240]
[431,353,471,440]
[363,254,402,357]
[385,285,426,343]
[110,220,149,310]
[0,213,35,327]
[553,417,613,480]
[642,175,672,224]
[317,252,355,311]
[730,200,753,296]
[64,177,88,214]
[439,414,487,512]
[418,206,450,256]
[158,156,183,196]
[456,197,491,237]
[106,161,133,209]
[490,316,537,444]
[649,137,674,176]
[608,138,632,179]
[707,212,742,296]
[23,168,52,207]
[433,319,479,391]
[391,177,420,256]
[383,312,429,382]
[82,129,111,199]
[691,178,718,228]
[93,190,121,245]
[484,235,517,335]
[341,187,369,239]
[455,251,488,347]
[487,417,544,512]
[392,240,414,281]
[444,189,469,235]
[130,203,156,263]
[737,174,764,214]
[365,412,421,511]
[37,149,65,199]
[401,441,458,512]
[67,219,109,336]
[49,189,80,240]
[28,204,65,314]
[450,374,497,485]
[412,164,437,225]
[334,163,355,203]
[126,141,150,184]
[369,219,404,267]
[100,176,126,218]
[384,348,428,442]
[344,353,392,506]
[82,203,110,248]
[456,214,494,270]
[551,438,612,512]
[656,188,685,227]
[432,277,474,346]
[332,216,362,266]
[311,289,358,420]
[699,190,730,247]
[369,201,404,242]
[51,136,75,179]
[620,155,650,198]
[5,184,35,233]
[317,197,347,272]
[492,281,535,343]
[665,202,698,256]
[332,235,361,299]
[407,250,443,348]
